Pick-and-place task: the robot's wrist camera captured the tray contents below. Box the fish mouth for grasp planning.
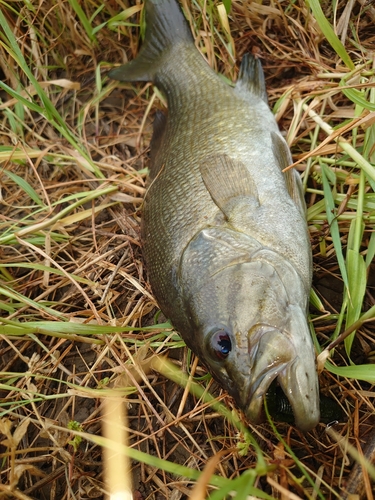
[245,328,320,432]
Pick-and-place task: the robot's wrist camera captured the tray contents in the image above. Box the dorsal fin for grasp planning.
[235,54,268,103]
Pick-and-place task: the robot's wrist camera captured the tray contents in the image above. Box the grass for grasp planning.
[0,0,375,498]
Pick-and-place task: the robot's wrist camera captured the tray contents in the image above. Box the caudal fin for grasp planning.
[109,0,193,83]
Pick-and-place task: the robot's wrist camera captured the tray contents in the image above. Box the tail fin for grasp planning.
[109,0,193,83]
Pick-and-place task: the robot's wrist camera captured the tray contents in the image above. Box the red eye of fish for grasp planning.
[210,330,232,360]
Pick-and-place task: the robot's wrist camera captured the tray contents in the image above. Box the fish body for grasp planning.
[110,0,320,431]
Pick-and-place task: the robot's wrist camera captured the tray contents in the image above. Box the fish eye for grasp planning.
[209,329,232,361]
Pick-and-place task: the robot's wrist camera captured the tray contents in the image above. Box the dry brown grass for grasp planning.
[1,1,375,499]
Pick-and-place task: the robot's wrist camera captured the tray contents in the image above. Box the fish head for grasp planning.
[179,230,319,431]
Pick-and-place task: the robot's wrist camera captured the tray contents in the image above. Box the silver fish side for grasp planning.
[109,0,320,431]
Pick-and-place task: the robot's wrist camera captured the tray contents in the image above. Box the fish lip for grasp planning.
[244,327,320,431]
[245,360,288,425]
[244,326,291,424]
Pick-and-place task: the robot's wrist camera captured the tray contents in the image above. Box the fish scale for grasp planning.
[110,0,320,431]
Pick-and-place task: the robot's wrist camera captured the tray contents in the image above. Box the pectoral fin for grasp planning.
[271,132,306,214]
[199,154,259,218]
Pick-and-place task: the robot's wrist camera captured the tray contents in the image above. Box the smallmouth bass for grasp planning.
[110,0,320,431]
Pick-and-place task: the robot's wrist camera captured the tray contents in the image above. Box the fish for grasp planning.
[109,0,320,431]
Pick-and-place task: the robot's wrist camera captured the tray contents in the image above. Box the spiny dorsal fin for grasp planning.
[235,54,268,103]
[271,131,306,214]
[199,154,259,217]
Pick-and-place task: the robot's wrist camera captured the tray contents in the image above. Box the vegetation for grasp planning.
[0,0,375,498]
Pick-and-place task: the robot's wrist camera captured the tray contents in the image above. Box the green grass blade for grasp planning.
[0,285,66,319]
[208,472,273,500]
[320,163,349,289]
[89,4,105,25]
[0,318,174,337]
[2,169,44,207]
[326,362,375,383]
[0,302,16,313]
[107,5,142,30]
[66,0,96,42]
[310,288,326,313]
[344,248,367,355]
[340,85,375,112]
[0,81,43,113]
[222,0,232,14]
[306,0,354,70]
[77,431,230,489]
[344,168,367,355]
[366,231,375,267]
[0,263,93,285]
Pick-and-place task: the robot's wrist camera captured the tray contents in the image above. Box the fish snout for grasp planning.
[246,328,320,432]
